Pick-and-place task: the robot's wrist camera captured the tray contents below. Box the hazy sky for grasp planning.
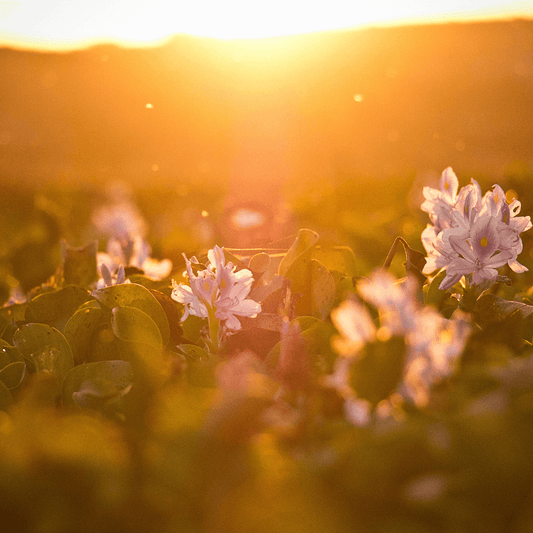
[0,0,532,49]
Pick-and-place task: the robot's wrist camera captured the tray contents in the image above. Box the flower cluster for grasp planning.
[327,270,471,424]
[97,237,172,288]
[171,245,262,332]
[93,199,172,288]
[421,167,531,290]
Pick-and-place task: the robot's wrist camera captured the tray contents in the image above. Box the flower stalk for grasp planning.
[171,245,262,353]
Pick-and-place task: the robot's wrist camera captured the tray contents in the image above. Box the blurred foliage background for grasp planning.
[2,19,533,533]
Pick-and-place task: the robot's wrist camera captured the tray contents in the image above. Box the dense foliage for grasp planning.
[2,168,533,533]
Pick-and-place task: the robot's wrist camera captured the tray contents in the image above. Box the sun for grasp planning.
[0,0,532,50]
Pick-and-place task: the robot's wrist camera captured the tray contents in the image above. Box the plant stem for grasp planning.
[207,307,220,354]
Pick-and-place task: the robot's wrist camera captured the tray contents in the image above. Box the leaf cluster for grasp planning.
[2,224,533,533]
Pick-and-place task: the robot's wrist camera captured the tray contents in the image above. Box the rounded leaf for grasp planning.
[64,305,105,365]
[111,306,163,350]
[25,286,90,331]
[0,340,25,368]
[0,361,26,390]
[286,258,335,319]
[13,323,74,379]
[62,360,133,409]
[249,252,271,274]
[278,229,319,277]
[311,245,359,277]
[91,283,170,346]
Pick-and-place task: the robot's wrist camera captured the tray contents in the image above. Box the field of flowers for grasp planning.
[2,167,533,533]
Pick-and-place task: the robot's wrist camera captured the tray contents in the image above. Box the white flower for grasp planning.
[93,192,172,284]
[421,167,460,232]
[330,299,376,356]
[171,245,261,331]
[439,215,513,290]
[98,236,172,282]
[327,270,472,417]
[357,271,419,335]
[421,168,531,289]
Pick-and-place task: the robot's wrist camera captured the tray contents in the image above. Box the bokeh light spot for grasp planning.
[230,208,266,229]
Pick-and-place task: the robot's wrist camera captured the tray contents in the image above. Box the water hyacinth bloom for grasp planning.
[97,236,172,282]
[421,167,531,290]
[93,196,172,286]
[171,245,262,332]
[326,270,471,422]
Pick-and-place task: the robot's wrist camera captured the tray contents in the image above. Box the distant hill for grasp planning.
[1,20,533,198]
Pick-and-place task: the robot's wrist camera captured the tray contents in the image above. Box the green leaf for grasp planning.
[0,339,24,367]
[13,323,74,379]
[278,229,319,277]
[425,270,447,308]
[311,245,359,277]
[86,323,123,363]
[286,258,336,319]
[265,317,336,375]
[62,360,132,409]
[24,285,90,331]
[473,294,533,328]
[328,271,357,307]
[248,252,271,274]
[0,302,27,326]
[350,336,406,407]
[180,314,206,345]
[60,240,98,287]
[91,283,170,347]
[149,289,184,345]
[0,361,26,389]
[63,304,105,365]
[111,306,163,350]
[177,344,210,359]
[178,344,219,388]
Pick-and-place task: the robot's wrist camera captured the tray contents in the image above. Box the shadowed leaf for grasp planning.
[25,285,90,331]
[92,282,170,346]
[13,323,74,380]
[0,361,26,390]
[62,359,133,409]
[111,306,163,350]
[278,229,319,277]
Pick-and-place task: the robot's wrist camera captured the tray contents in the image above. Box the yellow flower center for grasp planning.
[220,279,226,290]
[480,236,489,247]
[203,280,211,292]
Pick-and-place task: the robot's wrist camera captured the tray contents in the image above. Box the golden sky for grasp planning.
[0,0,532,50]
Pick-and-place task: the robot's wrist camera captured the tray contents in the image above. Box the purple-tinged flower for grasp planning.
[439,216,513,290]
[421,168,531,289]
[171,246,261,331]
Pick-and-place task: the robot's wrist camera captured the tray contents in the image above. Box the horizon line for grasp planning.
[1,13,532,53]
